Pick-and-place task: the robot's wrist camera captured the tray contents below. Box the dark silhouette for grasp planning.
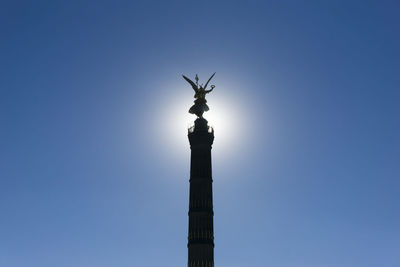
[188,118,214,267]
[182,73,216,118]
[185,73,216,266]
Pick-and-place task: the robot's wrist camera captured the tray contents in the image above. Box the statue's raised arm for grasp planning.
[203,72,215,90]
[205,85,215,94]
[182,73,216,118]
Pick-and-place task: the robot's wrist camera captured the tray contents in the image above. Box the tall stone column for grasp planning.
[187,118,215,267]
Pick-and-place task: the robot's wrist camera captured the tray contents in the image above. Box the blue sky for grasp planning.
[1,1,399,266]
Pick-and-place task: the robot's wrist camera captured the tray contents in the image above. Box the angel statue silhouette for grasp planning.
[182,72,216,118]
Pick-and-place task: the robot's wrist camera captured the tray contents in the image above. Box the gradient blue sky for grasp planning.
[1,1,399,266]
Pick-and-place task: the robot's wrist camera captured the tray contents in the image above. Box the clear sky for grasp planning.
[1,1,399,266]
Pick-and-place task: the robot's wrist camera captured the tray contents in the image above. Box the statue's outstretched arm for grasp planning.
[205,85,215,94]
[182,75,198,92]
[203,72,216,90]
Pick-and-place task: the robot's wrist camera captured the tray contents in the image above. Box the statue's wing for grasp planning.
[203,72,216,89]
[182,75,198,92]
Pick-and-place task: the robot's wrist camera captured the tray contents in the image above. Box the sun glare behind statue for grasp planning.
[152,79,251,165]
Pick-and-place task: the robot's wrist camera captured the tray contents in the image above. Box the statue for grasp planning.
[182,72,216,118]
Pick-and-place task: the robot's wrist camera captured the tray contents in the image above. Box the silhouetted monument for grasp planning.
[183,73,216,267]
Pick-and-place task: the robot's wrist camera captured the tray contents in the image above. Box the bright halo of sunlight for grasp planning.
[150,77,251,163]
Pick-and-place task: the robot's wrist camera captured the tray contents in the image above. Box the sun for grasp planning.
[148,77,252,165]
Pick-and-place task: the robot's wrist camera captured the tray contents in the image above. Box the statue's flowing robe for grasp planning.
[189,98,209,117]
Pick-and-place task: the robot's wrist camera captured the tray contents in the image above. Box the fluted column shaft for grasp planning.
[188,118,214,267]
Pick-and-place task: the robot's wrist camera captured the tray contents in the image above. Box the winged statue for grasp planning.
[182,72,216,118]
